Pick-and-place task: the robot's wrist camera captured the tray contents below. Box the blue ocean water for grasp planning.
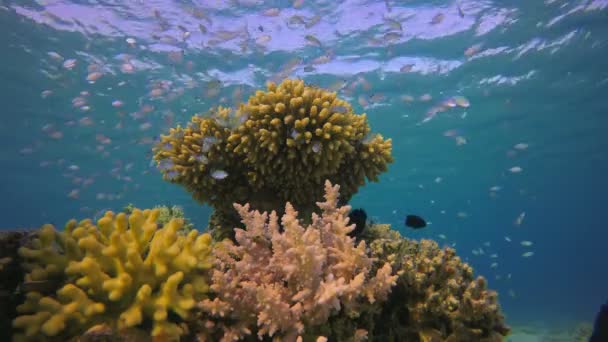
[1,0,607,335]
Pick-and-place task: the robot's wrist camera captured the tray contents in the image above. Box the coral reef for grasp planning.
[153,79,393,238]
[124,203,195,233]
[350,223,511,341]
[240,222,509,341]
[13,208,213,341]
[196,181,398,342]
[7,74,511,341]
[8,192,509,341]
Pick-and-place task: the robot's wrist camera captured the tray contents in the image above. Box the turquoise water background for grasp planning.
[1,0,607,331]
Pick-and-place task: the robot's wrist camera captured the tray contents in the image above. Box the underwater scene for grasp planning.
[1,0,607,341]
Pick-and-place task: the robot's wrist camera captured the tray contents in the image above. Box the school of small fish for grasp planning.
[9,1,547,305]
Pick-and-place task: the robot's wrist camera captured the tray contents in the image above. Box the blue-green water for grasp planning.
[1,0,607,335]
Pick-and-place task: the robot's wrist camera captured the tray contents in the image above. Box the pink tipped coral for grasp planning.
[197,180,398,342]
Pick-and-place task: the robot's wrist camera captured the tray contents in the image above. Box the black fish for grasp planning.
[591,300,608,342]
[405,215,426,229]
[347,208,367,237]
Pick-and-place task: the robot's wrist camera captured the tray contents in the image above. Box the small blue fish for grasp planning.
[157,159,173,171]
[196,154,209,164]
[330,105,348,114]
[211,170,228,180]
[165,170,179,180]
[201,136,218,152]
[362,133,377,144]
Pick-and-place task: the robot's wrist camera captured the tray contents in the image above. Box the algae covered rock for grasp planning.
[13,208,213,341]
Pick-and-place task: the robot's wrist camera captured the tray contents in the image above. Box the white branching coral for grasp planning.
[197,180,398,342]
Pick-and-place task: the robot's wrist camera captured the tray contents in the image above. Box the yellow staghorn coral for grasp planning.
[196,181,398,342]
[13,208,213,341]
[153,80,393,237]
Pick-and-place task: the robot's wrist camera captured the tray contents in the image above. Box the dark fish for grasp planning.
[591,300,608,342]
[405,215,426,229]
[347,208,367,237]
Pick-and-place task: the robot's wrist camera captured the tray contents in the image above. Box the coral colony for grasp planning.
[153,79,393,240]
[9,80,509,341]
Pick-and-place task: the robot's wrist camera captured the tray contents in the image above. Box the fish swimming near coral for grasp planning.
[347,208,367,237]
[405,214,427,229]
[591,300,608,341]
